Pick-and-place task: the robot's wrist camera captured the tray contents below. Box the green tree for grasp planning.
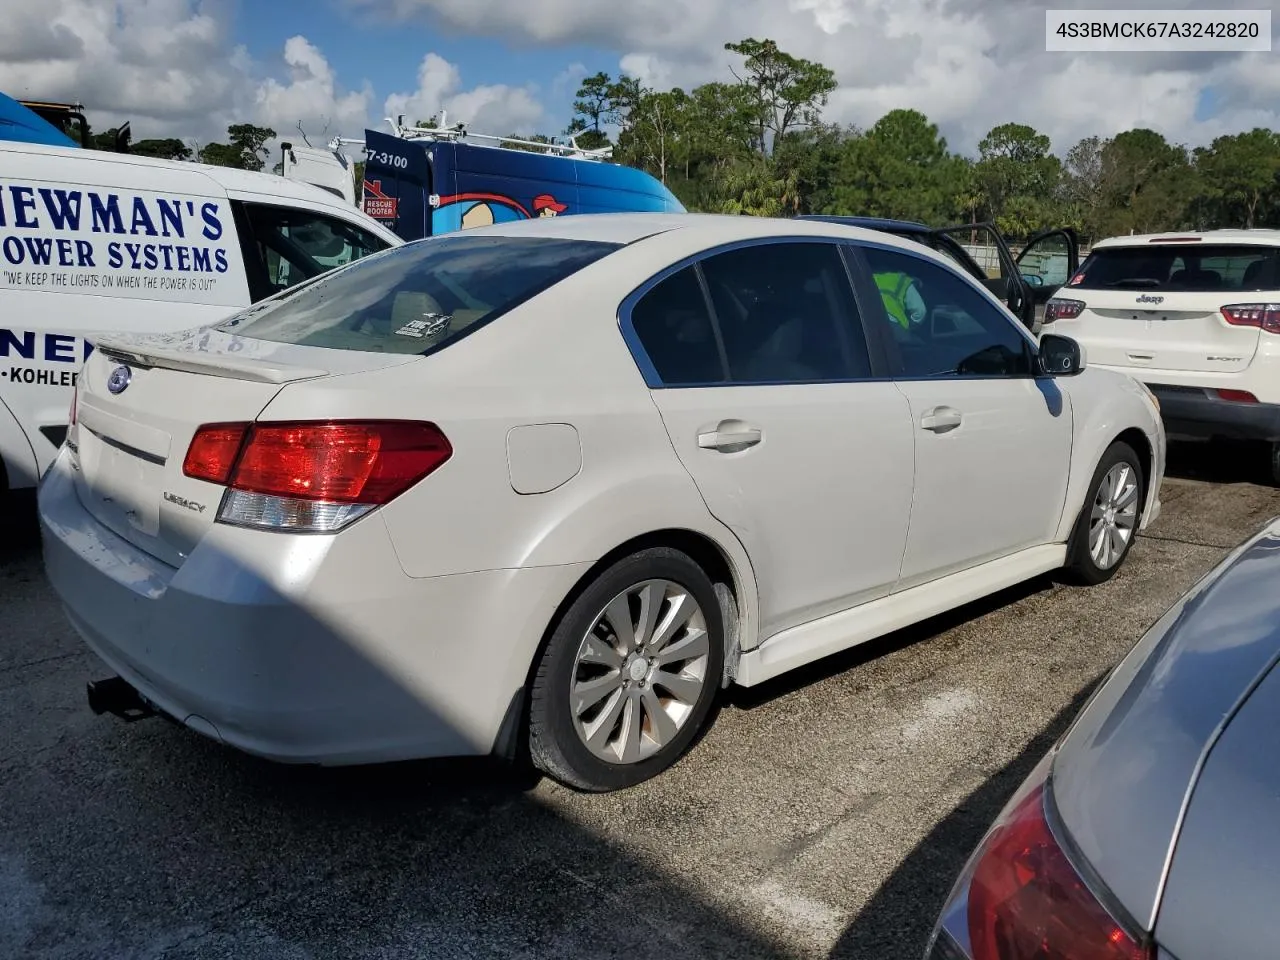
[772,123,850,215]
[569,71,616,149]
[618,88,689,184]
[725,37,837,157]
[130,138,192,161]
[719,159,802,217]
[1193,128,1280,228]
[1060,136,1106,237]
[832,109,966,223]
[1097,129,1193,234]
[974,123,1062,236]
[198,123,276,171]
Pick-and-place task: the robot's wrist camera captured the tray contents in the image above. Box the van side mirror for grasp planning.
[1039,333,1084,376]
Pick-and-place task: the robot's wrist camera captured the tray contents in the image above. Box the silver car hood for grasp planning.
[1051,517,1280,932]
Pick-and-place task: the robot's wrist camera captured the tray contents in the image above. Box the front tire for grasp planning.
[1064,441,1145,585]
[528,547,725,792]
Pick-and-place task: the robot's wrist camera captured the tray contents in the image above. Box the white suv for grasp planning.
[1044,230,1280,480]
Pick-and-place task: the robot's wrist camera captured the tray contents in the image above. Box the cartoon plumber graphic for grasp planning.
[533,194,567,217]
[432,192,569,233]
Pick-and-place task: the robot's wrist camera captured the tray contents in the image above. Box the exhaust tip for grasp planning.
[86,677,156,723]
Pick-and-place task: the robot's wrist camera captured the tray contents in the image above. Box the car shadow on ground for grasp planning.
[825,679,1103,960]
[3,501,793,960]
[1165,437,1273,486]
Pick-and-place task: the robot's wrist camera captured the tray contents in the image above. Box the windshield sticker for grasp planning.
[394,314,451,338]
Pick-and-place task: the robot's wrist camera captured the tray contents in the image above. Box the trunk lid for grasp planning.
[1062,288,1261,374]
[70,328,419,566]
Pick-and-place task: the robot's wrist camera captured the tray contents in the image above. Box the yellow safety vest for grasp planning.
[875,271,914,329]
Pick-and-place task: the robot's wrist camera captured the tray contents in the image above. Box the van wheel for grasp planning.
[1064,441,1145,585]
[528,547,724,792]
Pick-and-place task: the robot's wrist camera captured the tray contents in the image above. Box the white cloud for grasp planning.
[344,0,1280,154]
[383,52,545,135]
[0,0,546,156]
[254,36,373,145]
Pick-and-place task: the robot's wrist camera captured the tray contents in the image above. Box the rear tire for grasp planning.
[1064,441,1145,585]
[528,547,724,792]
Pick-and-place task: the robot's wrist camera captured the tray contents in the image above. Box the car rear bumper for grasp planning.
[1148,383,1280,443]
[38,449,588,766]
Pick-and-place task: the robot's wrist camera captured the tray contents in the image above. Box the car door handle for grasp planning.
[697,421,762,451]
[920,406,962,433]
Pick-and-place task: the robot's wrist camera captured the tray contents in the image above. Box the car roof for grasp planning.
[796,215,933,234]
[452,211,939,254]
[1,140,366,218]
[1093,229,1280,250]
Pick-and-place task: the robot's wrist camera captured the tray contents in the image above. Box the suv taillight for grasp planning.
[966,783,1150,960]
[183,420,452,532]
[1044,298,1085,323]
[1221,303,1280,333]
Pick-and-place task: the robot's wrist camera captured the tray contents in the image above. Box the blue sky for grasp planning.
[237,0,606,135]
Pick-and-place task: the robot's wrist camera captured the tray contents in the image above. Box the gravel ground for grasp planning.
[2,439,1277,960]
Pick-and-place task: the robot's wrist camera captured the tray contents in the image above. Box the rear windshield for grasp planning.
[216,235,621,354]
[1072,244,1280,292]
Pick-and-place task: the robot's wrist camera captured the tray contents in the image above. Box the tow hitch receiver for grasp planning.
[86,677,156,722]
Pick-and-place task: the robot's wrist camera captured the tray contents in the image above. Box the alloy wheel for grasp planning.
[569,579,711,764]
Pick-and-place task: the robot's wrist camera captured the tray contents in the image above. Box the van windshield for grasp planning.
[1072,244,1280,292]
[216,235,621,354]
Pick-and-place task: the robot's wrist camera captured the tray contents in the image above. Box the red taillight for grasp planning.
[1221,303,1280,333]
[183,423,250,485]
[183,420,451,506]
[1217,389,1258,403]
[1044,298,1085,323]
[230,421,451,504]
[967,784,1149,960]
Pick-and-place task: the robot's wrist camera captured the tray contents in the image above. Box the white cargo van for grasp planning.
[0,142,402,497]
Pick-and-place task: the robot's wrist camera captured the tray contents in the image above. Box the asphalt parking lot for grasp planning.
[3,439,1279,960]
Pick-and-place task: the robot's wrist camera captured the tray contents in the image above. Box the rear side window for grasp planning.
[1072,245,1280,292]
[630,267,726,385]
[699,241,870,382]
[218,235,620,354]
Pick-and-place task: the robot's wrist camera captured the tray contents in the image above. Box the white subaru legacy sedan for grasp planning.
[38,213,1165,791]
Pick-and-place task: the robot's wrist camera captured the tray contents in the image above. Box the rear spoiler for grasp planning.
[93,336,329,384]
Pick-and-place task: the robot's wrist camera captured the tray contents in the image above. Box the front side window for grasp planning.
[862,246,1033,378]
[240,203,393,299]
[218,235,620,354]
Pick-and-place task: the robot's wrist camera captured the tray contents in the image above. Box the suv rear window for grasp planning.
[1072,244,1280,292]
[216,235,621,354]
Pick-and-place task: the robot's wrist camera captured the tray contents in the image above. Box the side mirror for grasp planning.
[1039,333,1084,376]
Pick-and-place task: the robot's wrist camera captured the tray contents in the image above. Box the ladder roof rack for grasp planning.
[326,110,614,162]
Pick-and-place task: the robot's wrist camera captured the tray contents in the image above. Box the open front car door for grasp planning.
[1014,227,1080,327]
[928,222,1036,331]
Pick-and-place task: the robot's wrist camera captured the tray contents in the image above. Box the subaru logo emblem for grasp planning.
[106,365,132,395]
